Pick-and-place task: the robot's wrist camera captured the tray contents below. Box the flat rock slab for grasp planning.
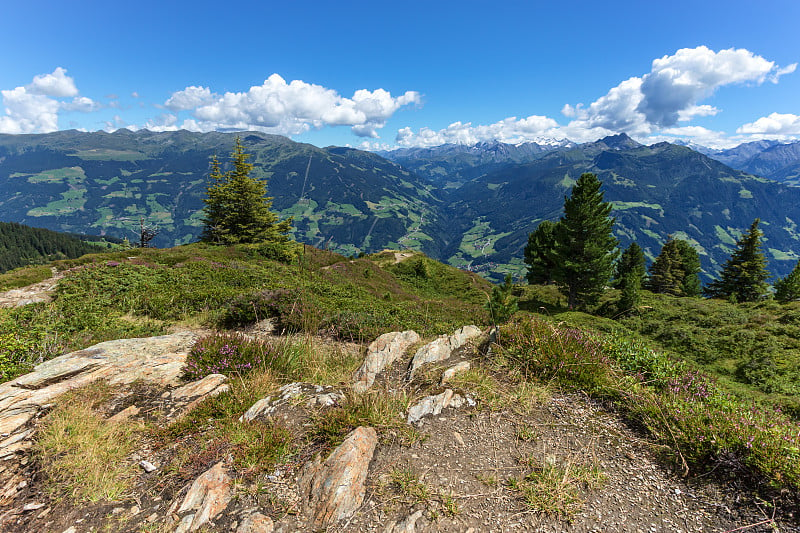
[0,270,63,309]
[0,332,198,463]
[408,325,481,379]
[352,330,419,393]
[299,426,378,529]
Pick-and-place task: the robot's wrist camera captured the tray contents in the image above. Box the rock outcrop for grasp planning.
[352,330,419,393]
[240,382,344,430]
[407,325,481,378]
[298,426,378,529]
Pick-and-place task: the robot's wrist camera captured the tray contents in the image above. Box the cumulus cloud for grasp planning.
[0,67,99,134]
[165,86,215,111]
[636,46,793,127]
[166,74,420,137]
[28,67,79,97]
[394,46,796,149]
[0,87,60,134]
[561,47,795,137]
[737,112,800,135]
[395,115,561,147]
[144,113,179,132]
[61,96,99,112]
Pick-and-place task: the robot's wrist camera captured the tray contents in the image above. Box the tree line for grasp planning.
[0,222,114,273]
[523,173,800,311]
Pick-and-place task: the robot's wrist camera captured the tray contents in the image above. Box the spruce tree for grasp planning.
[551,173,618,310]
[524,220,558,284]
[616,242,646,312]
[705,218,770,302]
[645,238,684,295]
[774,260,800,303]
[615,242,646,286]
[674,239,702,297]
[201,137,293,245]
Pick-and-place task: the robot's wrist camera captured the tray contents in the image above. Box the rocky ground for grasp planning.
[0,280,796,532]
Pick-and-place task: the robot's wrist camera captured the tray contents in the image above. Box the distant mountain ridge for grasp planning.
[1,130,800,281]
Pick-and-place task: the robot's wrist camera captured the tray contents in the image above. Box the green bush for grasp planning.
[184,333,301,380]
[219,289,301,329]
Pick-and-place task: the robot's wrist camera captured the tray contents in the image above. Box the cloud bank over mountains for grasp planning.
[0,47,797,150]
[395,47,797,149]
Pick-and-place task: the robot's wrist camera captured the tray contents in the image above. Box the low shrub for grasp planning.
[184,333,301,380]
[219,289,304,330]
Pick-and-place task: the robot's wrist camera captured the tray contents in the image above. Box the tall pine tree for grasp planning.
[705,218,770,302]
[551,173,618,310]
[201,137,293,245]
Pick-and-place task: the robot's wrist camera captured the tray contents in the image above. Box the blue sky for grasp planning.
[1,0,799,149]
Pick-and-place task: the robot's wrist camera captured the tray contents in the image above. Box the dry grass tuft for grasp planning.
[36,382,140,502]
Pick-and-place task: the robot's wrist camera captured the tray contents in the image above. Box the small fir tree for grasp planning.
[201,137,292,245]
[615,242,646,286]
[485,274,518,325]
[674,239,702,297]
[774,260,800,303]
[616,242,646,312]
[645,238,685,296]
[551,173,618,310]
[705,218,770,302]
[524,220,559,284]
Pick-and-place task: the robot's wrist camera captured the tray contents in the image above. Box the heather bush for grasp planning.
[184,332,300,380]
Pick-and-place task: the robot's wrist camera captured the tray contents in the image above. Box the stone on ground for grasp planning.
[352,330,419,393]
[298,426,378,529]
[408,325,481,378]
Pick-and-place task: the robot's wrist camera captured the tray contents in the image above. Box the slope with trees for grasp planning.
[0,222,111,273]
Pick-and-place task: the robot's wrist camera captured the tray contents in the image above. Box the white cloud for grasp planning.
[737,112,800,135]
[636,46,791,127]
[165,86,215,111]
[167,74,420,137]
[61,96,99,112]
[395,115,561,147]
[0,87,60,134]
[28,67,79,97]
[131,91,140,98]
[394,46,796,149]
[144,113,179,132]
[0,67,99,134]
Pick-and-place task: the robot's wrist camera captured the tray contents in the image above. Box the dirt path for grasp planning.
[340,394,787,532]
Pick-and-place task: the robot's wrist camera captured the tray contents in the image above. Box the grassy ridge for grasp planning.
[0,244,491,381]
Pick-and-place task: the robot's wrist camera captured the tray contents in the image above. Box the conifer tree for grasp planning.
[646,238,685,296]
[551,173,618,310]
[201,137,293,245]
[615,242,646,285]
[524,220,559,284]
[774,260,800,303]
[705,218,770,302]
[674,239,702,297]
[485,274,518,325]
[615,242,646,311]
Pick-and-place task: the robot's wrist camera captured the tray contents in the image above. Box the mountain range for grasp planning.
[1,130,800,281]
